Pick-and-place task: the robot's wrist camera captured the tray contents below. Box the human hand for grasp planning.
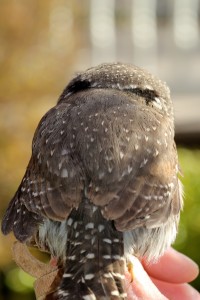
[12,242,199,299]
[125,248,199,300]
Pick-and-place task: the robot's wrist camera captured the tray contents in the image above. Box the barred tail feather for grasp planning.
[57,262,127,300]
[55,197,127,300]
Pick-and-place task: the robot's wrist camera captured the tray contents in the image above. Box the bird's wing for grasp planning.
[1,104,84,241]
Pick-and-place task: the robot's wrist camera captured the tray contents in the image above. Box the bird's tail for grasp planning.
[56,197,127,300]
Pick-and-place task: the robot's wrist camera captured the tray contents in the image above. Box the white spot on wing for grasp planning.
[120,151,124,159]
[108,166,113,173]
[82,294,96,300]
[68,255,76,260]
[61,149,68,155]
[98,225,105,232]
[63,273,73,278]
[103,255,111,259]
[112,255,121,260]
[103,273,112,278]
[157,139,161,145]
[85,274,94,280]
[98,171,104,179]
[154,149,159,156]
[86,253,95,259]
[67,218,73,226]
[85,223,94,229]
[140,158,148,168]
[61,168,68,178]
[113,238,120,243]
[73,222,77,229]
[103,238,112,244]
[128,165,132,174]
[111,290,120,296]
[50,149,55,156]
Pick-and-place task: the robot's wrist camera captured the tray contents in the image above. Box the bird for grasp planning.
[1,62,183,300]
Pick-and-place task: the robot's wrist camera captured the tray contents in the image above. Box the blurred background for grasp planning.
[0,0,200,299]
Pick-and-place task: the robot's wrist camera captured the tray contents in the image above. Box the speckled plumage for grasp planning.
[2,63,183,300]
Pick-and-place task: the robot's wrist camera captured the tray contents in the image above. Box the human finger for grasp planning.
[143,248,199,284]
[151,278,200,300]
[125,255,167,300]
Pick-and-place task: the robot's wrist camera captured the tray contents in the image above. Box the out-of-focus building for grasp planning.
[79,0,200,145]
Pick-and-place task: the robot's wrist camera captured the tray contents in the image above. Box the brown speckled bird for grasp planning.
[1,63,183,300]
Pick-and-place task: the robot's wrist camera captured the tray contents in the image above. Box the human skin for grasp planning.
[126,248,200,300]
[11,242,199,299]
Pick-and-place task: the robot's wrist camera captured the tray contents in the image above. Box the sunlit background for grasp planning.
[0,0,200,299]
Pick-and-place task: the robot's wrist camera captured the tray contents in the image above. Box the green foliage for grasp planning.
[5,267,34,293]
[174,148,200,290]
